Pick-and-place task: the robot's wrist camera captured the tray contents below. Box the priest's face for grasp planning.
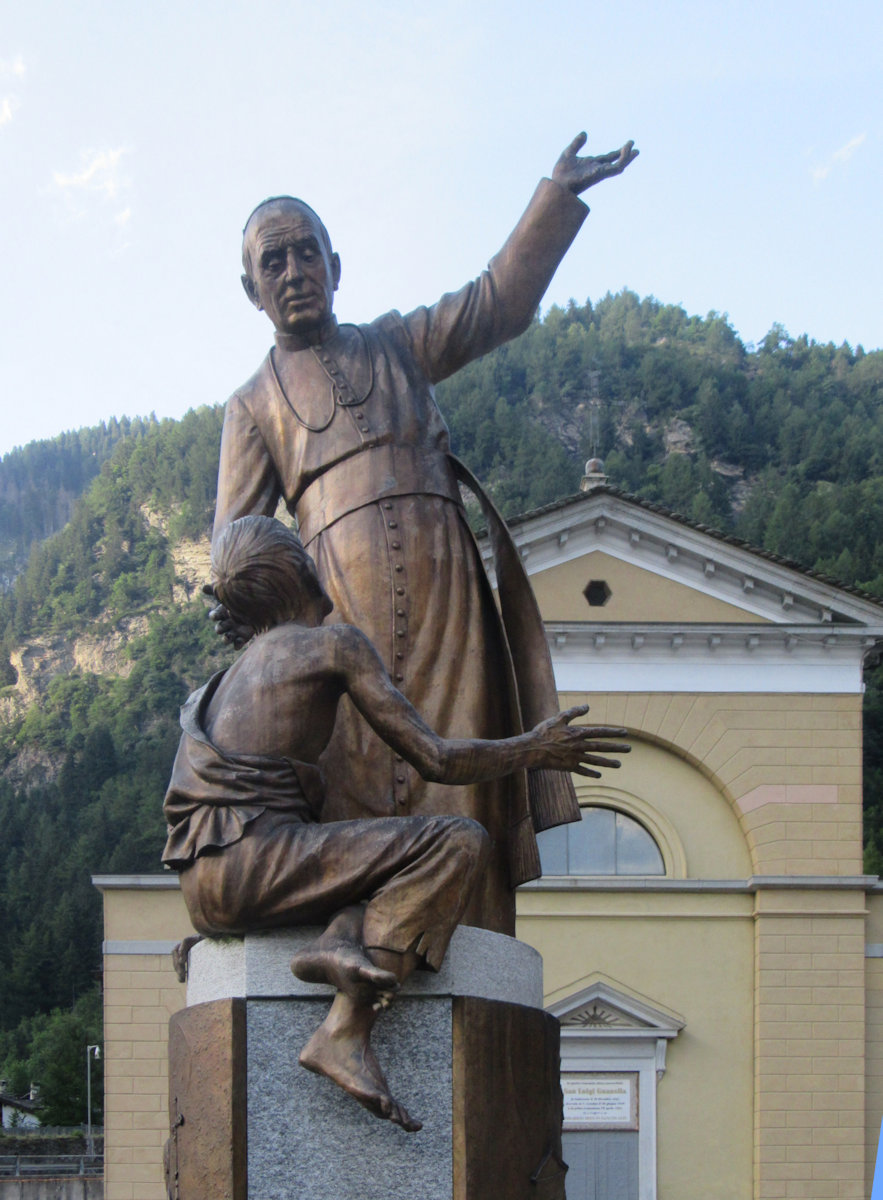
[242,201,341,337]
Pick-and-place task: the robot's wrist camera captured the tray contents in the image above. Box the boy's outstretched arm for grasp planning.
[336,625,629,784]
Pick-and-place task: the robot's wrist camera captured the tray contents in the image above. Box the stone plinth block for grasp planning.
[168,927,566,1200]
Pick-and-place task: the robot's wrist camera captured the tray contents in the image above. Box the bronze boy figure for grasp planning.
[166,516,628,1130]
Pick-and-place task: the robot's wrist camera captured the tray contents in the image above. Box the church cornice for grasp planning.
[545,620,883,656]
[478,486,883,628]
[545,621,883,694]
[503,484,883,614]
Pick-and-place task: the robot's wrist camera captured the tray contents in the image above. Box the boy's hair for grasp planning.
[211,516,323,633]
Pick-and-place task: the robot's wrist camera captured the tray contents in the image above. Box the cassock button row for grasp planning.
[388,516,407,673]
[396,776,405,785]
[355,412,364,420]
[383,502,393,510]
[388,520,398,528]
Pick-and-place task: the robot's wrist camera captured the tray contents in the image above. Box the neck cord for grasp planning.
[269,324,375,432]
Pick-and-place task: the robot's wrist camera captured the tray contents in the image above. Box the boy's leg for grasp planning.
[359,814,491,972]
[295,912,422,1132]
[180,810,490,961]
[291,906,398,1009]
[295,815,490,1132]
[299,988,422,1132]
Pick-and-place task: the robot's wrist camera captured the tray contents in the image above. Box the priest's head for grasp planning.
[241,198,341,338]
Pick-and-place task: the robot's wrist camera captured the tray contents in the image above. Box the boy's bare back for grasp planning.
[203,613,631,799]
[202,622,361,764]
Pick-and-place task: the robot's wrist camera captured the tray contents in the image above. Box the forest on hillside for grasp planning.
[0,417,158,590]
[1,289,882,1121]
[438,292,883,592]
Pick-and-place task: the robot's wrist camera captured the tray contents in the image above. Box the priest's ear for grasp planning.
[241,273,262,311]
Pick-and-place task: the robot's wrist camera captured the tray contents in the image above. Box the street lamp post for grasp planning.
[85,1044,100,1157]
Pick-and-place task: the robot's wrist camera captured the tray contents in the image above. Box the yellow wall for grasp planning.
[518,890,755,1200]
[99,884,192,1200]
[752,889,866,1199]
[529,550,769,624]
[570,738,752,879]
[560,690,864,878]
[518,701,868,1199]
[866,893,883,1189]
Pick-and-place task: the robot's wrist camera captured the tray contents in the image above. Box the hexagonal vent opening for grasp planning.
[583,579,611,608]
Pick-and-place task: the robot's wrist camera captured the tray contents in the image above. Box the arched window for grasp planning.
[538,806,665,876]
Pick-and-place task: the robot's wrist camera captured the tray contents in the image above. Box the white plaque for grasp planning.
[562,1072,638,1130]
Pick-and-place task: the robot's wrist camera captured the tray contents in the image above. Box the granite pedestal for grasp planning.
[166,927,566,1200]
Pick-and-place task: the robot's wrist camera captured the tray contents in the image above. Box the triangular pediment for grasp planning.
[479,487,883,631]
[559,996,648,1031]
[548,979,685,1038]
[529,549,766,624]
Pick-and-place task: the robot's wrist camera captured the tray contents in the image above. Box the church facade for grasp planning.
[94,480,883,1200]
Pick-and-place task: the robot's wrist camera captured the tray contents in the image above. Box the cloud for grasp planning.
[50,148,134,247]
[812,133,866,184]
[0,54,25,78]
[0,56,25,128]
[53,147,129,202]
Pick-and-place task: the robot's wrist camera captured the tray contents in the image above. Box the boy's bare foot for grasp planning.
[171,935,204,983]
[294,914,422,1130]
[291,909,398,1004]
[299,1020,422,1133]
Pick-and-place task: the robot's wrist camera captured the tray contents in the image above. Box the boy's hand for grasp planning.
[531,705,630,777]
[202,583,255,649]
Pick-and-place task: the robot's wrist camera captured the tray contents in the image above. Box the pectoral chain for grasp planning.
[269,324,375,432]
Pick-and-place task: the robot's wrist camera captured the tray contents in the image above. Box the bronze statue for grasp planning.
[210,135,638,935]
[168,517,629,1131]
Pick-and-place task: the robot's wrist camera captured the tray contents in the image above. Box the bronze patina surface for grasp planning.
[165,999,247,1200]
[210,136,637,935]
[453,997,567,1200]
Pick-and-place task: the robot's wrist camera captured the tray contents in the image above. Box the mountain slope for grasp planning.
[1,292,882,1044]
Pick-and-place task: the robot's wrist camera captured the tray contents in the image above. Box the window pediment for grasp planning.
[549,979,685,1041]
[562,1001,646,1030]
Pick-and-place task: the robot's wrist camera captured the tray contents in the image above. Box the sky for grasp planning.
[0,0,880,457]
